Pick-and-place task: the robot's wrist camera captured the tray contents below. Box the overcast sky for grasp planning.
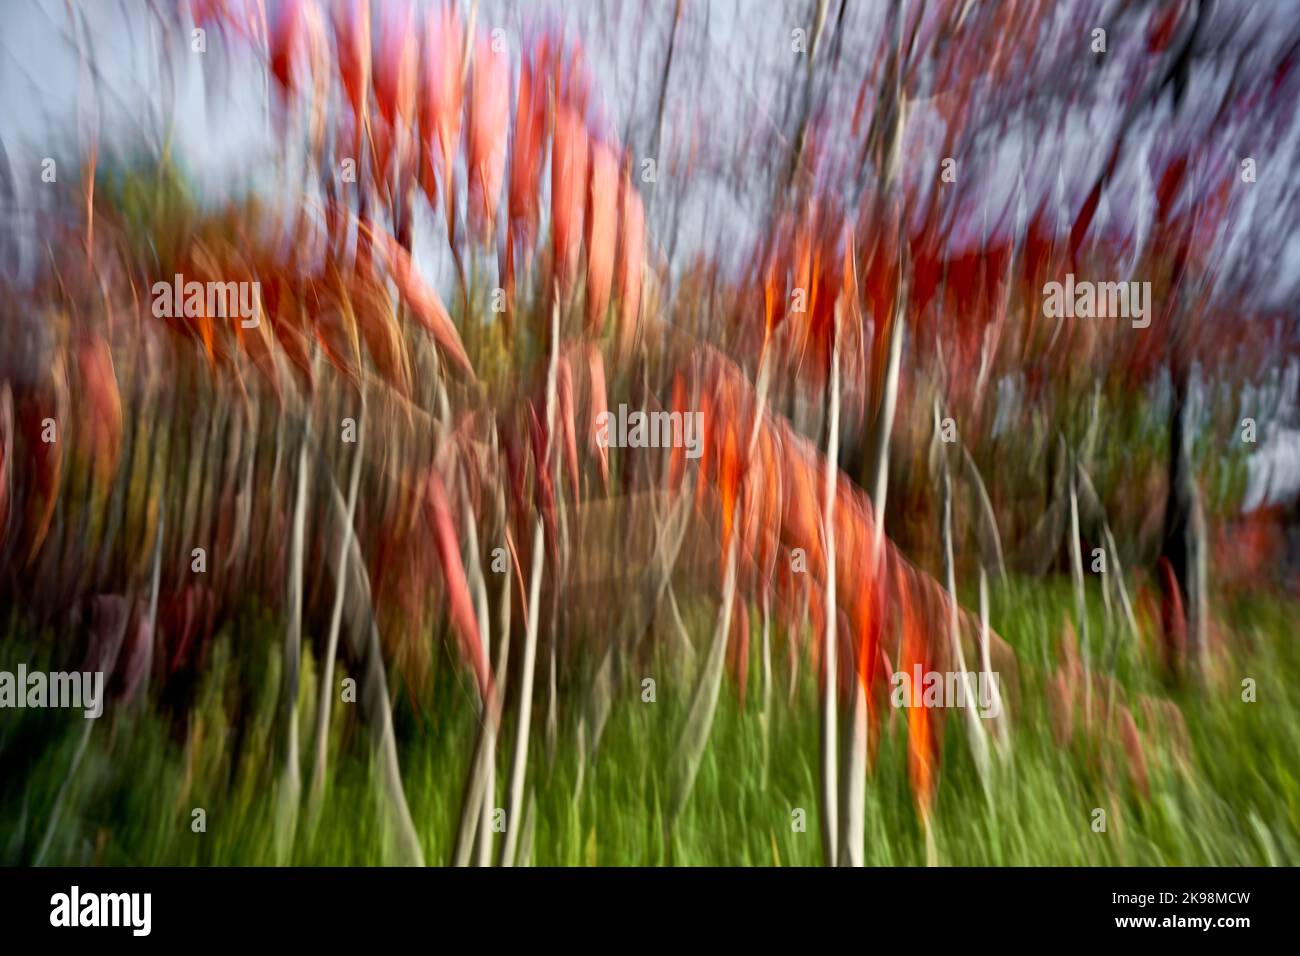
[4,0,1300,509]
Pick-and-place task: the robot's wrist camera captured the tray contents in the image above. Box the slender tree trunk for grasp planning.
[308,402,366,820]
[318,459,425,865]
[940,433,990,791]
[759,591,773,791]
[820,311,840,866]
[500,514,544,867]
[1068,459,1094,729]
[667,348,772,824]
[449,475,501,866]
[460,496,498,866]
[1161,361,1207,676]
[786,0,831,190]
[647,0,684,223]
[362,616,424,865]
[842,288,903,866]
[962,444,1008,585]
[275,414,312,865]
[500,301,560,867]
[669,530,739,823]
[475,537,512,867]
[1076,463,1141,639]
[451,573,511,866]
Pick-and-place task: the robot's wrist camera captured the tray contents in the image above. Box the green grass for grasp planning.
[2,579,1298,866]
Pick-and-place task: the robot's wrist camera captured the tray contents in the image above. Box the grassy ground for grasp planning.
[2,578,1297,866]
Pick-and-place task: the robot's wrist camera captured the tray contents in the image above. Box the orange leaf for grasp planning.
[374,0,417,124]
[467,33,510,244]
[419,2,463,221]
[424,468,490,699]
[615,175,645,356]
[898,567,936,820]
[585,143,619,333]
[376,231,475,380]
[331,0,371,117]
[508,36,550,250]
[552,105,588,298]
